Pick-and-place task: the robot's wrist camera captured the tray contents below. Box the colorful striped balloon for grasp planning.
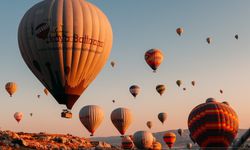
[188,98,239,149]
[163,132,176,149]
[145,49,164,72]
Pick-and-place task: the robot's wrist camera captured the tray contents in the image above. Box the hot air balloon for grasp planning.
[30,113,33,117]
[220,89,223,94]
[156,84,166,96]
[18,0,113,118]
[5,82,17,97]
[188,98,239,149]
[177,128,184,136]
[79,105,104,136]
[235,34,239,40]
[222,101,229,106]
[163,132,176,149]
[37,95,41,99]
[187,143,192,149]
[133,131,154,149]
[176,27,184,36]
[145,49,164,72]
[191,81,195,86]
[152,141,162,150]
[121,136,134,150]
[206,37,211,44]
[129,85,140,98]
[176,80,182,87]
[111,107,133,136]
[146,121,153,129]
[112,100,115,103]
[111,61,115,68]
[158,112,167,124]
[183,88,186,91]
[44,88,49,96]
[14,112,23,123]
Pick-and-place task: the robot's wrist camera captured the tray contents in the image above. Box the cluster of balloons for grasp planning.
[15,1,240,149]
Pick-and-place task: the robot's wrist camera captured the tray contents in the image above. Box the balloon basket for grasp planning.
[61,110,72,119]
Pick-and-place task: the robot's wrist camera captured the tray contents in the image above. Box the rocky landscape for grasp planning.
[0,130,118,150]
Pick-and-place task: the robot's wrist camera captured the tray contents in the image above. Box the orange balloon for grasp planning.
[145,49,163,72]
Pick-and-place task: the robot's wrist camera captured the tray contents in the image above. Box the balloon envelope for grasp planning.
[188,99,239,148]
[5,82,17,97]
[176,80,182,87]
[79,105,104,136]
[156,84,166,96]
[14,112,23,123]
[163,132,176,149]
[133,131,154,149]
[111,107,133,135]
[18,0,113,110]
[158,112,167,124]
[129,85,140,98]
[146,121,153,129]
[176,27,184,36]
[145,49,163,72]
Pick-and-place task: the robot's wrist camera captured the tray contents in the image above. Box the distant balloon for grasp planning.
[152,141,162,150]
[176,27,184,36]
[79,105,104,136]
[220,89,223,94]
[183,88,186,91]
[30,113,33,117]
[133,131,154,149]
[158,112,167,124]
[111,107,133,136]
[156,84,166,96]
[121,136,134,149]
[206,37,211,44]
[37,95,41,99]
[163,132,176,149]
[44,88,49,96]
[222,101,230,106]
[176,80,182,87]
[235,34,239,40]
[146,121,153,129]
[188,99,239,149]
[191,81,195,86]
[145,49,164,72]
[187,143,192,149]
[129,85,140,98]
[112,100,115,103]
[111,61,115,68]
[14,112,23,123]
[18,0,113,113]
[5,82,17,97]
[177,128,184,136]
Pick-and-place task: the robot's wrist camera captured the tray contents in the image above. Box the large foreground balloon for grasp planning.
[111,107,133,136]
[133,131,154,149]
[121,136,134,149]
[5,82,17,97]
[158,112,167,124]
[163,132,176,149]
[129,85,140,98]
[188,98,239,149]
[79,105,104,136]
[176,27,184,36]
[156,84,166,96]
[14,112,23,123]
[145,49,163,72]
[18,0,113,112]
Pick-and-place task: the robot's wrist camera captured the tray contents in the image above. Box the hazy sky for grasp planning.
[0,0,249,137]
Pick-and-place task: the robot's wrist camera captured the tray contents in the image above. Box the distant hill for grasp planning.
[91,129,248,149]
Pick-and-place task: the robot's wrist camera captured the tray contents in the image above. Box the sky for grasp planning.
[0,0,249,137]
